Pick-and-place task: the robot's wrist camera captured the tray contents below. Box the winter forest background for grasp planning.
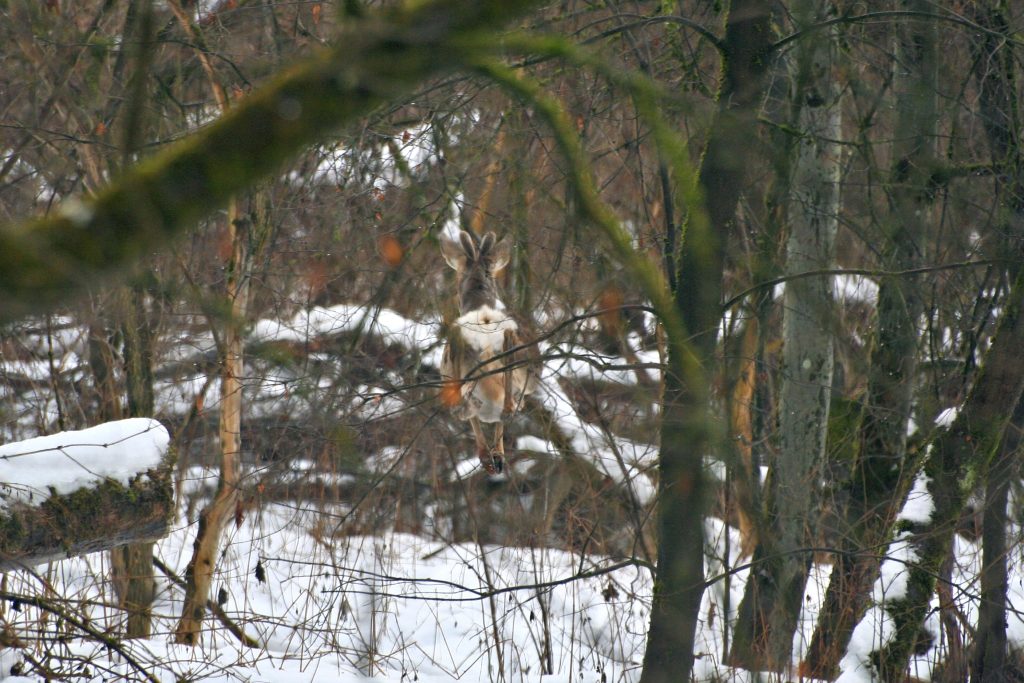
[0,0,1022,681]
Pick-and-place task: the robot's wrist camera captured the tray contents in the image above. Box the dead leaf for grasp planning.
[440,380,462,407]
[378,235,404,267]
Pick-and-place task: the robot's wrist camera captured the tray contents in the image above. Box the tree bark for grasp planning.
[972,402,1018,683]
[968,3,1023,679]
[730,1,841,668]
[639,1,773,681]
[86,296,158,638]
[800,4,937,677]
[174,200,251,645]
[111,284,158,639]
[876,266,1024,679]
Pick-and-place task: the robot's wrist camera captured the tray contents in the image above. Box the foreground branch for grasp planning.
[0,0,542,321]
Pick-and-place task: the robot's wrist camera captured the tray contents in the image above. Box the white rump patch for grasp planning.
[456,305,518,355]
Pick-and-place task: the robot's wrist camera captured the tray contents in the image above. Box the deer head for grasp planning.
[440,230,511,313]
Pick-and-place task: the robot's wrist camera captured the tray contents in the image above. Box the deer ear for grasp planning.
[458,230,478,260]
[440,236,466,271]
[478,232,495,256]
[489,237,511,273]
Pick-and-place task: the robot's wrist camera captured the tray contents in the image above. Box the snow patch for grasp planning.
[935,406,959,428]
[897,473,935,525]
[772,273,879,305]
[0,418,169,507]
[252,304,442,366]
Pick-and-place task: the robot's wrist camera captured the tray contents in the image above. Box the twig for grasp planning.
[0,591,160,683]
[152,556,262,648]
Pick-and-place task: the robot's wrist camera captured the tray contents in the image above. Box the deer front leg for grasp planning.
[501,328,516,418]
[493,421,506,473]
[470,417,501,475]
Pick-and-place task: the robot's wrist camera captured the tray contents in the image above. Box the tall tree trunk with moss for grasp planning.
[639,1,772,681]
[968,3,1024,679]
[800,4,938,678]
[729,2,841,669]
[874,264,1024,678]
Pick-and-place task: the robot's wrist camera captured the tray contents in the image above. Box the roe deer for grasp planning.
[440,230,538,474]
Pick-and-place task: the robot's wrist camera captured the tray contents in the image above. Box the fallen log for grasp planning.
[0,418,173,570]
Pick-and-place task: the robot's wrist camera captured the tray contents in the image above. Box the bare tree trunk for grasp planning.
[174,199,250,645]
[725,318,761,559]
[86,299,158,639]
[973,400,1021,682]
[968,6,1023,678]
[639,2,772,681]
[111,284,158,639]
[800,4,937,677]
[730,1,841,668]
[87,312,124,424]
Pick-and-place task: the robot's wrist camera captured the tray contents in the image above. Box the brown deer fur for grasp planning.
[440,230,538,474]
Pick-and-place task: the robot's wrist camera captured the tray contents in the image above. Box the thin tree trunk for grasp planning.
[639,2,772,681]
[123,283,156,419]
[169,0,249,643]
[174,199,250,645]
[730,2,841,668]
[111,283,158,639]
[106,0,160,639]
[973,399,1021,682]
[86,300,159,639]
[936,542,968,682]
[87,314,123,424]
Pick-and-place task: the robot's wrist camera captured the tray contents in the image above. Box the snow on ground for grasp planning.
[1,305,1019,682]
[0,438,1019,682]
[251,304,444,368]
[545,342,661,387]
[533,346,657,505]
[0,492,652,683]
[772,273,879,305]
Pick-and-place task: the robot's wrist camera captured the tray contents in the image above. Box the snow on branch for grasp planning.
[0,418,173,570]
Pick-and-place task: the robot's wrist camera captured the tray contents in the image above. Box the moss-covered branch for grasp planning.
[471,40,717,681]
[0,0,542,321]
[875,271,1024,679]
[0,461,173,571]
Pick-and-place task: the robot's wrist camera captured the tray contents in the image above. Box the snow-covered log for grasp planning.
[0,418,172,570]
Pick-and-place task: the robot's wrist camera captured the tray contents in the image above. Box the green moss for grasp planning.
[329,426,362,471]
[826,395,861,466]
[876,563,938,679]
[0,511,26,547]
[0,463,173,566]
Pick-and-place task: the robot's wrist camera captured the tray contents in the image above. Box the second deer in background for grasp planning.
[440,230,539,474]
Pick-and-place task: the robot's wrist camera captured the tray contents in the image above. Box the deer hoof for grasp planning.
[479,451,504,476]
